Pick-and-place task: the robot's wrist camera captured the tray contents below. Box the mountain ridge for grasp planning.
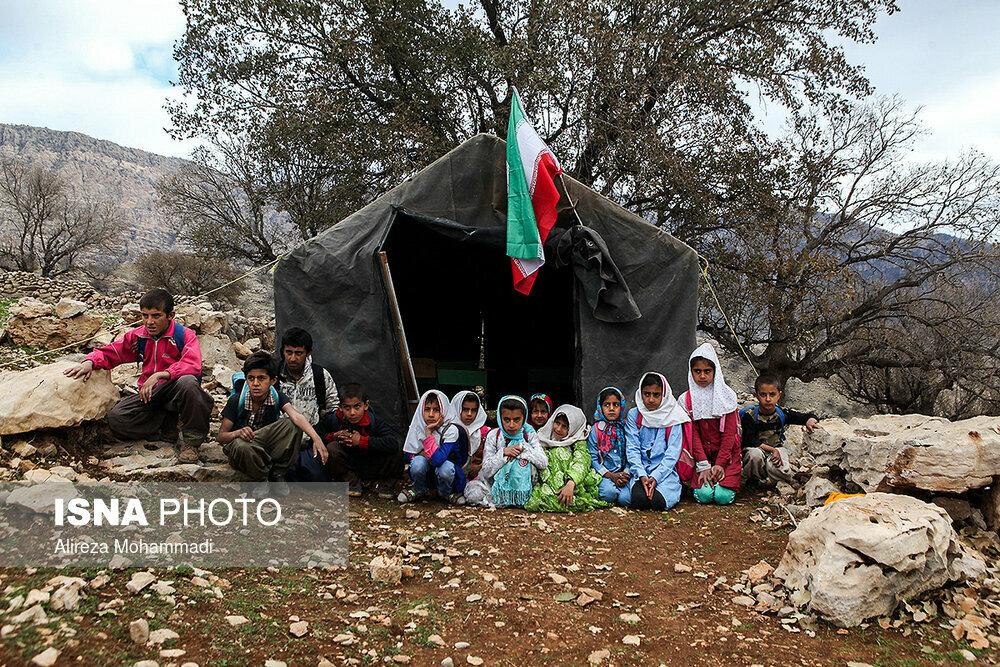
[0,123,187,259]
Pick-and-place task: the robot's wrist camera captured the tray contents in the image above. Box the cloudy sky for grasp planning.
[0,0,998,162]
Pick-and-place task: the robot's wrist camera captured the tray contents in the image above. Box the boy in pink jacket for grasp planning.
[63,288,213,463]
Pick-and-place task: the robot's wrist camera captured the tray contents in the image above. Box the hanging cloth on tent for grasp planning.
[546,226,641,322]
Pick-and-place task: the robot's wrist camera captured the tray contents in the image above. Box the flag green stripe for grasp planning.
[507,92,540,260]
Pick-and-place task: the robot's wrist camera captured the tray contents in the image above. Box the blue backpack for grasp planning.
[450,425,472,469]
[229,373,281,420]
[135,323,201,381]
[739,405,786,441]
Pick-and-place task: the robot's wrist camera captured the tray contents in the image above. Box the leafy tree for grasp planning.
[168,0,898,236]
[0,158,121,277]
[697,97,1000,412]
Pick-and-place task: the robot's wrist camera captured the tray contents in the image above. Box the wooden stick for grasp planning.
[379,251,420,415]
[558,172,585,226]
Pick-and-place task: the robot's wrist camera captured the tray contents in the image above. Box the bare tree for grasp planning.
[155,143,292,264]
[0,158,121,276]
[698,97,1000,411]
[134,250,246,306]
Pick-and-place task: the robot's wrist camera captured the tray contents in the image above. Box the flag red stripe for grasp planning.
[531,152,561,249]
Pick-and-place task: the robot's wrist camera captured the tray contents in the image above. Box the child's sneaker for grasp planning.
[348,480,363,497]
[375,483,395,500]
[397,489,425,503]
[444,493,466,506]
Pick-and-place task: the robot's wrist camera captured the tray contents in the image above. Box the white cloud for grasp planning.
[0,0,194,157]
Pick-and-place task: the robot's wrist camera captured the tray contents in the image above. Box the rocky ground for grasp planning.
[1,487,998,667]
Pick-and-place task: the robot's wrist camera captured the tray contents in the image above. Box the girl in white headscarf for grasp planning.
[450,391,489,477]
[398,390,469,504]
[624,372,690,511]
[525,405,608,513]
[464,396,547,508]
[677,343,742,505]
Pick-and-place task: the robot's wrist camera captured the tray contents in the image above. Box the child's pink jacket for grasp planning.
[85,321,203,388]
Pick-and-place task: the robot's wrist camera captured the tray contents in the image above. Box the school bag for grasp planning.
[134,323,201,381]
[449,425,472,469]
[739,405,786,442]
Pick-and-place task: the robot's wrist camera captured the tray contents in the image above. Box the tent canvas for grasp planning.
[274,134,699,437]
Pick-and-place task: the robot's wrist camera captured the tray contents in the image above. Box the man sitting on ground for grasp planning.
[63,288,213,463]
[278,327,340,482]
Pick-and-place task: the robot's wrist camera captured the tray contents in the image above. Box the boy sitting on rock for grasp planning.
[218,351,326,496]
[740,373,819,487]
[63,288,213,463]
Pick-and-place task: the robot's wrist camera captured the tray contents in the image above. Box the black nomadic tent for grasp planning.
[274,134,699,436]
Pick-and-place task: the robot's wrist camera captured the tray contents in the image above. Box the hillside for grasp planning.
[0,123,187,259]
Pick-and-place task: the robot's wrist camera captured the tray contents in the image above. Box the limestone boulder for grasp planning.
[7,299,104,350]
[199,334,239,377]
[802,414,1000,494]
[10,297,52,319]
[804,476,841,507]
[6,483,79,514]
[55,298,88,319]
[0,361,120,435]
[775,493,986,627]
[120,303,142,324]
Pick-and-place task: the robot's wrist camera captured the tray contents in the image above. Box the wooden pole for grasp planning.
[379,251,420,416]
[558,172,585,227]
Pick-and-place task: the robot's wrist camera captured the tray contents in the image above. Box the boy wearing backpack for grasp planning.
[278,328,340,482]
[63,288,213,463]
[219,351,326,496]
[740,374,820,486]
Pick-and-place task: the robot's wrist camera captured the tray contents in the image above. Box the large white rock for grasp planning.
[199,334,239,377]
[6,483,79,514]
[10,297,51,318]
[0,361,120,435]
[775,493,986,627]
[55,298,88,319]
[7,299,104,350]
[802,414,1000,494]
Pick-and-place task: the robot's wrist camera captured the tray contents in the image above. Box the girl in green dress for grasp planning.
[526,404,609,513]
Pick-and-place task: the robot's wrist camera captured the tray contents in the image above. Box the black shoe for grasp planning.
[348,481,362,497]
[376,483,395,499]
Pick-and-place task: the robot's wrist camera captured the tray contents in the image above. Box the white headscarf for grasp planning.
[450,390,487,457]
[687,343,738,421]
[404,389,458,454]
[634,371,689,428]
[537,404,589,448]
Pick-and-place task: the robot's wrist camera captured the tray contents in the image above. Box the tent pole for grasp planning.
[379,251,420,416]
[558,172,586,226]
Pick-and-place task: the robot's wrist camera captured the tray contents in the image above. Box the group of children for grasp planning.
[64,288,819,505]
[400,342,820,512]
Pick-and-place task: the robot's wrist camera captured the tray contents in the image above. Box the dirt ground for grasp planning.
[1,490,996,667]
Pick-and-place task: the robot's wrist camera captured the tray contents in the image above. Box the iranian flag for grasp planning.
[506,88,562,295]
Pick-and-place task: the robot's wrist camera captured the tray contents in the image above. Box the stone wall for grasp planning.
[0,271,141,311]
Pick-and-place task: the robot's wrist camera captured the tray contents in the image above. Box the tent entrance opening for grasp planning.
[380,212,576,406]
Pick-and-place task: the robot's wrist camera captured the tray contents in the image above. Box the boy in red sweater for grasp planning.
[63,288,213,463]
